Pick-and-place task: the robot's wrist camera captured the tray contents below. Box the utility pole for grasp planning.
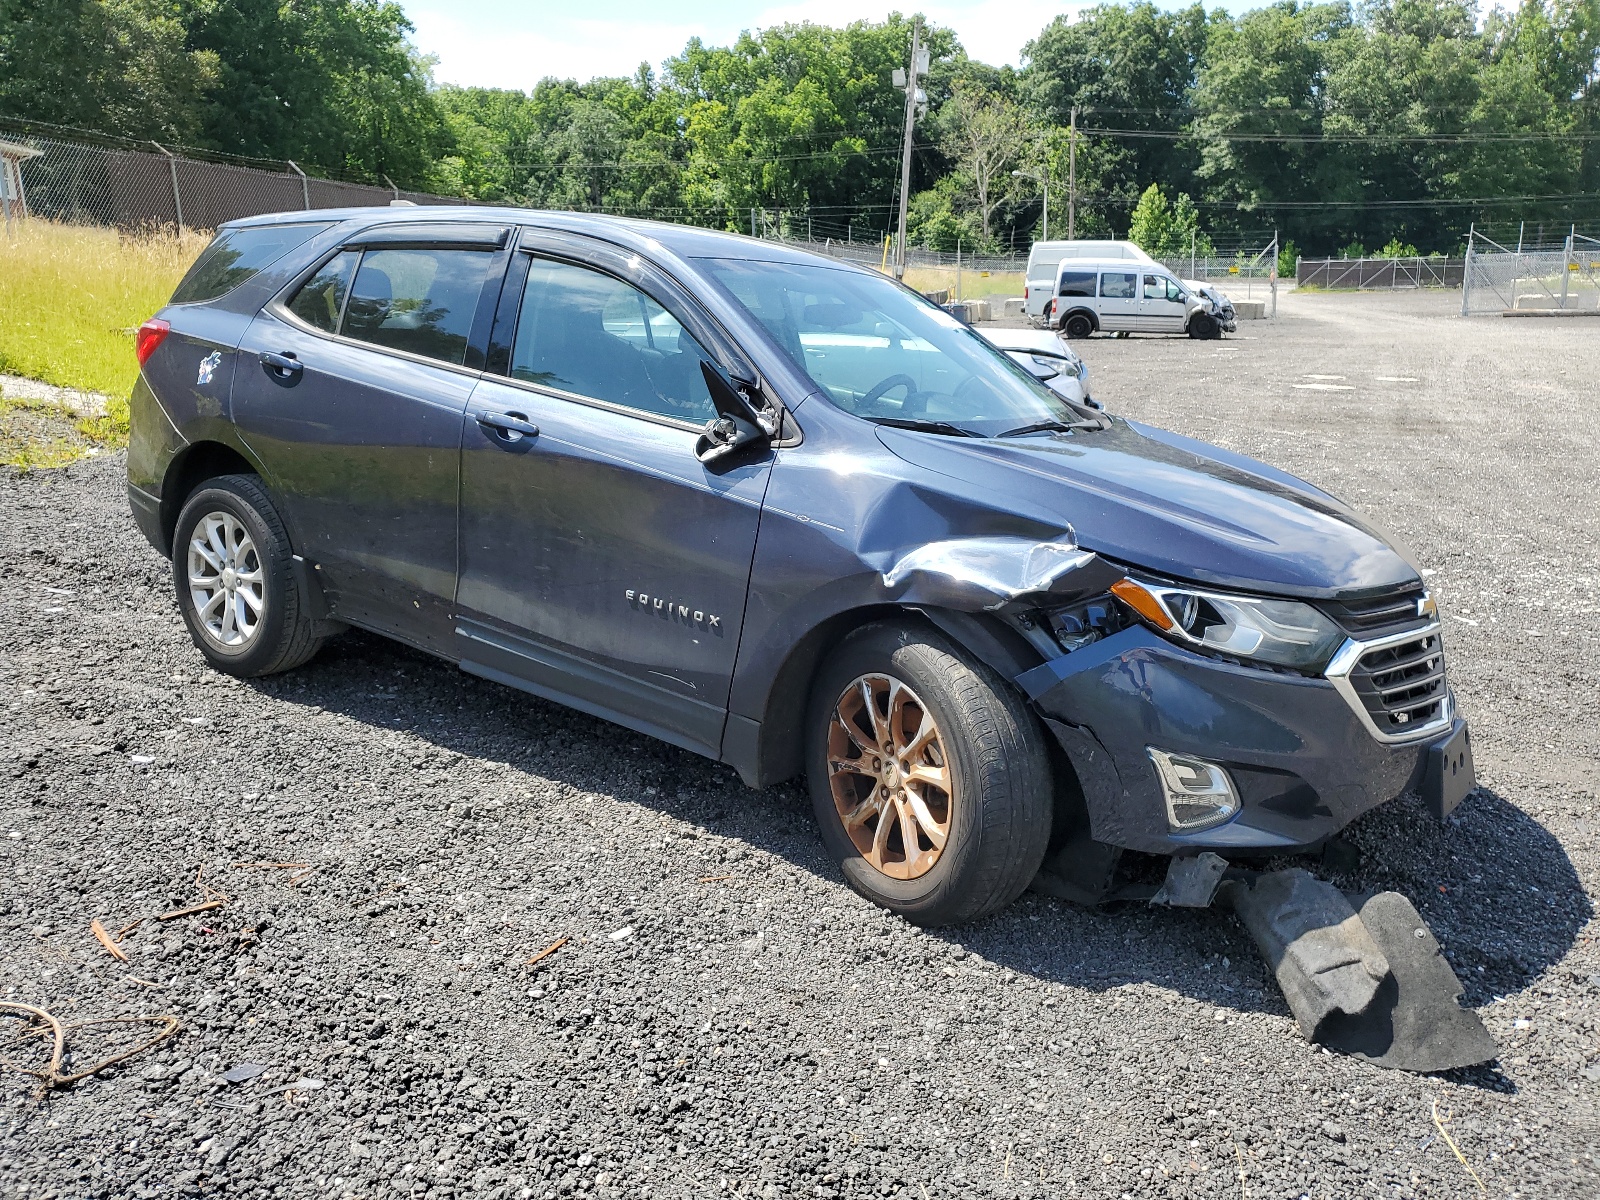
[892,20,927,278]
[1067,106,1078,241]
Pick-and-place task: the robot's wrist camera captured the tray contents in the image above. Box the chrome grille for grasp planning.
[1326,621,1452,744]
[1350,630,1447,734]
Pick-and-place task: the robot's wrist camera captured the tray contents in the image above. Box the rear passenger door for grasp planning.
[1096,270,1140,331]
[453,231,772,759]
[230,223,510,654]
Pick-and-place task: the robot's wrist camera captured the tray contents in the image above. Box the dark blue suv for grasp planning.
[128,208,1472,926]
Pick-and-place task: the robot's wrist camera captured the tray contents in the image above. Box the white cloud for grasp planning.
[411,12,707,91]
[409,1,1090,91]
[751,1,1086,68]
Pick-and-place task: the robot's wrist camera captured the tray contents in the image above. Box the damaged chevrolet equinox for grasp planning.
[129,210,1473,928]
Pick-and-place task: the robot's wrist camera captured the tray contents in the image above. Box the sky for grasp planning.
[402,1,1108,91]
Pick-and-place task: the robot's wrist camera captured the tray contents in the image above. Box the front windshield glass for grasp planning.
[701,257,1098,437]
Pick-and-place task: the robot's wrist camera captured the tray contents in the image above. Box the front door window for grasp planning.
[510,258,717,423]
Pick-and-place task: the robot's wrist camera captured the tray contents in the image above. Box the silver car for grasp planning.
[977,328,1098,408]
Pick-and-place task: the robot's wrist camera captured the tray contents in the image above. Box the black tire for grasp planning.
[805,621,1054,926]
[1188,312,1218,340]
[1062,312,1095,340]
[171,474,326,678]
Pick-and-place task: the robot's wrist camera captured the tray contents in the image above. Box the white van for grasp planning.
[1048,260,1229,339]
[1023,240,1153,322]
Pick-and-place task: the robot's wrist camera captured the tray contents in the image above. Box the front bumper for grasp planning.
[1017,625,1460,855]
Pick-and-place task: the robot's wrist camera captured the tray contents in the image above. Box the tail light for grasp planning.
[1024,284,1030,301]
[135,318,171,368]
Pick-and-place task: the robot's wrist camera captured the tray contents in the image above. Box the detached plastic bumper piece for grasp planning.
[1222,869,1497,1073]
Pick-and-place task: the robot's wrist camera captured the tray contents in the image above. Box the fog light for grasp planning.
[1147,747,1240,832]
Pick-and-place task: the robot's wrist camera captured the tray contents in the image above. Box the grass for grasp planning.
[903,267,1024,299]
[0,219,207,458]
[0,390,105,469]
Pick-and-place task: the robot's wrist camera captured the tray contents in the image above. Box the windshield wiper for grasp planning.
[864,416,984,438]
[996,418,1104,438]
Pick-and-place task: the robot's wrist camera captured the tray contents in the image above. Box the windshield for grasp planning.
[702,258,1098,437]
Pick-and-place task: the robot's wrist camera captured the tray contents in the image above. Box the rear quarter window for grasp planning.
[1057,270,1096,297]
[171,222,331,305]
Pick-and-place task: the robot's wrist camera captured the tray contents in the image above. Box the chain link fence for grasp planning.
[1296,257,1466,289]
[1,119,480,235]
[1462,229,1600,316]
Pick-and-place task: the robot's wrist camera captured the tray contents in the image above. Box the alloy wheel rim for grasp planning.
[186,511,264,648]
[826,673,954,880]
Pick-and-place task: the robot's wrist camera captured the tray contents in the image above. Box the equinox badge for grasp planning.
[626,589,721,631]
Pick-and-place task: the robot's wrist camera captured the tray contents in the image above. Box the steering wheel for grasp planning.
[859,373,919,412]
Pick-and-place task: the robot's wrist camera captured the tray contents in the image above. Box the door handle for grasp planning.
[476,410,540,442]
[260,351,303,386]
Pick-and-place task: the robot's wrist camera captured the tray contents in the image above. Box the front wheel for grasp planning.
[805,621,1054,926]
[172,474,327,678]
[1188,312,1218,340]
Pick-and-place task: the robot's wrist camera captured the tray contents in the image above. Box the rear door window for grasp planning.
[1100,272,1138,299]
[510,257,716,423]
[172,222,331,304]
[340,248,495,366]
[1057,270,1096,297]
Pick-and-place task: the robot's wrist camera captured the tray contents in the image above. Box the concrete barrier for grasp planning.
[1232,299,1267,320]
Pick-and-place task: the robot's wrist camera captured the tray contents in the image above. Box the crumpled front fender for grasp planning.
[876,533,1123,614]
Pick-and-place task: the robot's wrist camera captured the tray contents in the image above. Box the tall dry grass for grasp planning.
[902,267,1024,299]
[0,219,208,435]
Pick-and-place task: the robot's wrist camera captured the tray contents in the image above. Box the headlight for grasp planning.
[1025,352,1083,380]
[1110,577,1345,671]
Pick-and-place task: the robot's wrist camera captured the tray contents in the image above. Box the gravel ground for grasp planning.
[2,287,1597,1199]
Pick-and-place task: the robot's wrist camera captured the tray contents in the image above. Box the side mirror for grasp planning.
[695,359,775,464]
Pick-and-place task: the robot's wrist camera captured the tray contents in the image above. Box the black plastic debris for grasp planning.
[1152,852,1230,908]
[1221,869,1497,1072]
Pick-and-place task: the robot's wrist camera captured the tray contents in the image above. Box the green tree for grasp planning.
[664,19,962,231]
[935,83,1031,241]
[907,175,988,250]
[1192,2,1355,247]
[0,0,218,142]
[182,0,447,186]
[1127,182,1212,256]
[1022,3,1213,233]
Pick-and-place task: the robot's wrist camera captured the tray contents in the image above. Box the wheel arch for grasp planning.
[726,603,1047,788]
[1060,307,1099,336]
[158,440,262,556]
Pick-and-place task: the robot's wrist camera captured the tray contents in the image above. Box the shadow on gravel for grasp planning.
[253,631,1590,1076]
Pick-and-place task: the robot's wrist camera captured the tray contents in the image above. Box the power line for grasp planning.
[1085,126,1600,144]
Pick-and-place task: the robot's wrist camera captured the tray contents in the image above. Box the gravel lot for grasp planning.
[2,287,1597,1199]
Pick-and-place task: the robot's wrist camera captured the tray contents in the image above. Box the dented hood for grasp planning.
[875,418,1421,598]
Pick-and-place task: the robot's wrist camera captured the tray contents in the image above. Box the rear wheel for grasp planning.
[1062,312,1095,340]
[172,474,326,678]
[806,621,1054,926]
